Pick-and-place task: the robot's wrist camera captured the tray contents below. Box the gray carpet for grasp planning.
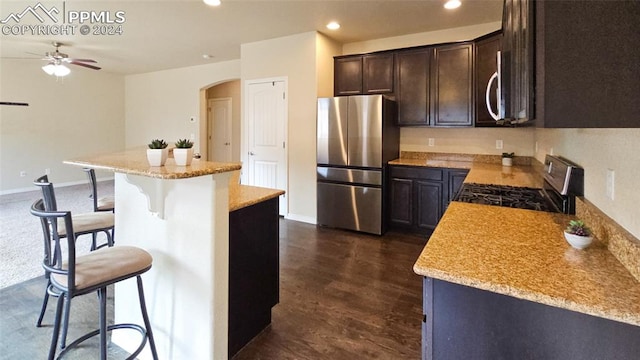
[0,180,114,289]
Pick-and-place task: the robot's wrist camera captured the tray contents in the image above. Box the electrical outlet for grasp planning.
[428,138,435,147]
[549,147,554,155]
[190,133,195,140]
[45,168,50,175]
[535,141,539,153]
[20,171,27,177]
[606,169,615,200]
[496,140,503,150]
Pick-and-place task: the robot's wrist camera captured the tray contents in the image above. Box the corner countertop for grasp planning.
[403,155,640,327]
[229,184,284,212]
[64,148,241,179]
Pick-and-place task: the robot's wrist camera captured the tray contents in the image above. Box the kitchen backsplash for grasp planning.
[400,151,532,166]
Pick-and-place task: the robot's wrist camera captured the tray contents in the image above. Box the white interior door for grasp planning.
[244,79,287,215]
[208,98,232,162]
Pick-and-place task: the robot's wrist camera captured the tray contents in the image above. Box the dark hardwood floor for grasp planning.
[233,220,425,359]
[0,219,426,359]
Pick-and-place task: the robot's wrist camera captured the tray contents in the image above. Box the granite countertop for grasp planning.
[229,184,284,212]
[402,153,640,327]
[64,148,241,179]
[414,202,640,327]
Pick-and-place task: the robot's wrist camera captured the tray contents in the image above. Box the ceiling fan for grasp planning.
[39,41,101,76]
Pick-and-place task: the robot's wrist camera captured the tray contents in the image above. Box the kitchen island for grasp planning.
[405,155,640,359]
[65,149,283,360]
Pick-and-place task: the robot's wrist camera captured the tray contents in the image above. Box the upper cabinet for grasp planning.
[474,31,502,127]
[395,48,431,126]
[334,53,394,96]
[535,0,640,128]
[502,0,534,124]
[431,43,474,127]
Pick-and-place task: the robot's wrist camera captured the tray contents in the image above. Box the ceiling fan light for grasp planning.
[54,64,71,77]
[42,63,56,75]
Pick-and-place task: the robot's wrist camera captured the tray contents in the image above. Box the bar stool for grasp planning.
[33,175,115,348]
[31,199,158,360]
[83,168,115,212]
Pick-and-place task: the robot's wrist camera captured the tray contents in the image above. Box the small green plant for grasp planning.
[148,139,168,149]
[502,152,515,158]
[175,138,194,149]
[565,220,592,237]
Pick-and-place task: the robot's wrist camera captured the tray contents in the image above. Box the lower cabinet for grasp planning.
[388,166,468,235]
[228,197,279,357]
[422,277,640,360]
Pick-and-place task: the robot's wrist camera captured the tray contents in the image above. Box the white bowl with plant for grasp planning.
[147,139,168,166]
[173,138,194,166]
[564,220,593,249]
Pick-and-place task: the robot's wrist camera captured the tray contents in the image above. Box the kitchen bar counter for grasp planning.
[229,183,284,212]
[414,202,640,326]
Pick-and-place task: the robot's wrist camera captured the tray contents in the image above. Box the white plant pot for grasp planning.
[147,148,168,166]
[502,157,513,166]
[173,148,194,166]
[564,231,593,250]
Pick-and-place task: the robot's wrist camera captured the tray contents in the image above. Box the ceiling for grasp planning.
[0,0,503,75]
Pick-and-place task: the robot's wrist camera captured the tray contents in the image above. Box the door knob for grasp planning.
[249,151,255,156]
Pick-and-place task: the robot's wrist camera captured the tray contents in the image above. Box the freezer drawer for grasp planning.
[317,182,382,235]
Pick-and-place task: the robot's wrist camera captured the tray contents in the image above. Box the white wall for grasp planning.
[0,60,125,193]
[535,128,640,239]
[124,60,241,153]
[240,32,320,223]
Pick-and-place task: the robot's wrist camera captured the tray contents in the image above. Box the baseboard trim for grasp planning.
[284,213,316,225]
[0,178,113,196]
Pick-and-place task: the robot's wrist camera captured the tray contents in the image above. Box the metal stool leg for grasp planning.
[99,287,108,360]
[137,276,159,360]
[48,294,65,360]
[59,294,72,349]
[36,284,50,327]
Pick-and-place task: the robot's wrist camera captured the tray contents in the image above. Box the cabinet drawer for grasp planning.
[390,166,443,181]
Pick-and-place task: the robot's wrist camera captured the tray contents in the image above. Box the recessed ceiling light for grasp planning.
[202,54,214,59]
[203,0,221,6]
[326,22,340,30]
[444,0,462,10]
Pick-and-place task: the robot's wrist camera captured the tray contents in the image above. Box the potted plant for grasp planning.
[502,152,514,167]
[147,139,168,166]
[564,220,594,249]
[173,138,194,166]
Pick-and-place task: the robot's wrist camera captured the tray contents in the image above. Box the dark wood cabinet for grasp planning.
[502,0,534,123]
[447,169,469,205]
[431,43,474,127]
[363,53,394,94]
[334,53,394,96]
[535,0,640,128]
[334,56,363,95]
[474,31,502,127]
[395,48,431,125]
[229,198,279,357]
[388,166,467,235]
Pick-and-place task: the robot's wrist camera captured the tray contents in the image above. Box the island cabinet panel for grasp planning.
[363,53,394,94]
[431,43,474,127]
[422,277,640,360]
[474,31,502,127]
[334,56,363,95]
[395,48,431,126]
[446,169,469,205]
[228,197,279,357]
[535,0,640,127]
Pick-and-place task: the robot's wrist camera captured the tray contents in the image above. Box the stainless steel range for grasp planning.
[454,155,584,214]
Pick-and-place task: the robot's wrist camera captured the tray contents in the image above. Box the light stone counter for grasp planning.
[229,184,284,212]
[413,202,640,326]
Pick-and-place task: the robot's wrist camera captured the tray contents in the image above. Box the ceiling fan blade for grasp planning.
[68,58,97,63]
[69,61,101,70]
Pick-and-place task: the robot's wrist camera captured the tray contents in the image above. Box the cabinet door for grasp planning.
[334,56,363,95]
[447,170,469,205]
[396,48,431,126]
[474,32,502,127]
[431,43,474,127]
[363,53,394,94]
[389,178,414,227]
[416,180,443,231]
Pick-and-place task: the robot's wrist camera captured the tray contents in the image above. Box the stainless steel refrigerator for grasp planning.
[316,95,399,235]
